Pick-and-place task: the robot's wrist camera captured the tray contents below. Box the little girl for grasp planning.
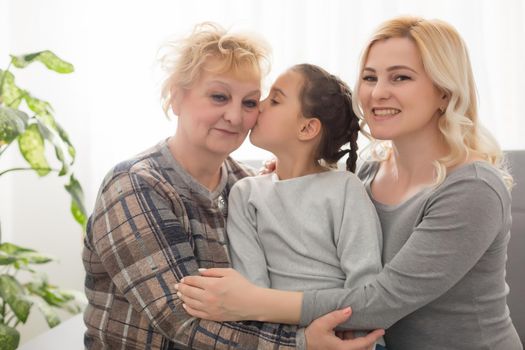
[179,63,386,348]
[227,64,383,294]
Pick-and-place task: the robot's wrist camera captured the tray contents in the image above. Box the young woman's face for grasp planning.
[173,70,261,157]
[250,70,304,154]
[358,37,445,142]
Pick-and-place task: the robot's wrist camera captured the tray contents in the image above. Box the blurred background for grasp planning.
[1,0,524,344]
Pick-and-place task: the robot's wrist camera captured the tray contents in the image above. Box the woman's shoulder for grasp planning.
[445,161,509,195]
[224,157,257,177]
[431,161,511,210]
[224,157,258,195]
[100,140,169,191]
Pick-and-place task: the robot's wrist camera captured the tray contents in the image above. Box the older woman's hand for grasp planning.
[176,268,259,321]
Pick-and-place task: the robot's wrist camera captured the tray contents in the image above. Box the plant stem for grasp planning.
[6,313,17,326]
[1,300,4,323]
[0,167,59,177]
[0,142,13,157]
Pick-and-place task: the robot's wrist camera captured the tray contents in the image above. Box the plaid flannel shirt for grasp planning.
[83,140,302,349]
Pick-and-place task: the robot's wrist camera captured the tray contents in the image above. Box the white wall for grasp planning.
[0,0,13,244]
[2,0,524,344]
[2,0,91,342]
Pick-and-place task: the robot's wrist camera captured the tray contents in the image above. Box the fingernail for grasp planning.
[198,268,207,272]
[180,278,184,283]
[174,284,179,290]
[177,292,182,298]
[182,303,187,309]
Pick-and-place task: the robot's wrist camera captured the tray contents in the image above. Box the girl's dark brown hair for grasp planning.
[291,64,360,172]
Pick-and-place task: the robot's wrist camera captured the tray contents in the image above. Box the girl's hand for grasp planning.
[176,268,258,321]
[305,308,384,350]
[258,158,276,175]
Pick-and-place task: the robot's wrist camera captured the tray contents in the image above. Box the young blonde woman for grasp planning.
[177,17,523,350]
[82,23,382,350]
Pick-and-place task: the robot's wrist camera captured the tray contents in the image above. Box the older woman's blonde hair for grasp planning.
[159,22,270,116]
[354,16,512,188]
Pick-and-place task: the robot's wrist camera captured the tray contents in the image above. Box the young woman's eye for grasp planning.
[362,75,377,82]
[393,75,411,82]
[243,99,259,109]
[211,94,228,102]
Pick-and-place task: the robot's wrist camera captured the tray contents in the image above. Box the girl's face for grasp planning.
[173,69,261,157]
[250,70,304,154]
[358,37,445,143]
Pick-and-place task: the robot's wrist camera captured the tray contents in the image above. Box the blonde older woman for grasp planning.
[82,22,381,350]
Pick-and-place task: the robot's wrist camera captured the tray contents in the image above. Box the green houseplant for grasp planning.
[0,51,87,350]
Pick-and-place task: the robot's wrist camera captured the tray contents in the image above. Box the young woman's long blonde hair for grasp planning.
[353,16,513,189]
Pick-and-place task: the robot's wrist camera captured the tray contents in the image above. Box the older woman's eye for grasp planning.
[211,94,228,102]
[362,75,377,82]
[243,99,259,108]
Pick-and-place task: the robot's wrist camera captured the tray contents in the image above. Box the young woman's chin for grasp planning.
[367,125,396,141]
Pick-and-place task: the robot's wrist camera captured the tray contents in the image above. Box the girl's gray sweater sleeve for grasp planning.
[300,172,510,329]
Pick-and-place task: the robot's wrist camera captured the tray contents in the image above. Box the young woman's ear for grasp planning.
[298,117,322,141]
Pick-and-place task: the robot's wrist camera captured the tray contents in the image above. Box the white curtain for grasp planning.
[1,0,524,342]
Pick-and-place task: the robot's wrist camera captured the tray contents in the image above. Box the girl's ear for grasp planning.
[298,117,322,141]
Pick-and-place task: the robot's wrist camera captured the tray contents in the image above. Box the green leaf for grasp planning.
[62,289,87,313]
[0,275,32,323]
[34,118,68,175]
[23,94,76,165]
[65,174,87,229]
[0,253,16,265]
[22,93,54,118]
[0,106,29,146]
[0,324,20,350]
[17,123,50,176]
[0,243,53,267]
[34,300,61,328]
[0,69,24,108]
[54,121,76,159]
[26,280,70,307]
[10,51,74,73]
[0,242,35,255]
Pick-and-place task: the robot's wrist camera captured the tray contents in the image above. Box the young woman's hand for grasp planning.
[305,308,384,350]
[176,268,258,321]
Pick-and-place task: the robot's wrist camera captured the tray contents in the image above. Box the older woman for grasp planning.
[82,22,381,350]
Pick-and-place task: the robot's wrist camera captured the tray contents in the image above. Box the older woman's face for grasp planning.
[173,69,261,157]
